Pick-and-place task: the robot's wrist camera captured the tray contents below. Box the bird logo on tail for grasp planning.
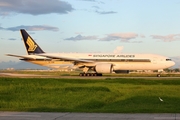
[26,37,37,52]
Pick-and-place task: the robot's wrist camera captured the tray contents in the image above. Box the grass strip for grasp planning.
[0,77,180,113]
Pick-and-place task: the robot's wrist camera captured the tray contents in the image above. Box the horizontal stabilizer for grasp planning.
[6,54,47,60]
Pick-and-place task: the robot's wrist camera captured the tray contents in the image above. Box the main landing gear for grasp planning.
[157,74,161,77]
[79,73,102,76]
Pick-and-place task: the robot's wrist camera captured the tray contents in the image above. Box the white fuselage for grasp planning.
[25,53,175,71]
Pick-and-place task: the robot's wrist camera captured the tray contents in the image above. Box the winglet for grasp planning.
[20,29,45,55]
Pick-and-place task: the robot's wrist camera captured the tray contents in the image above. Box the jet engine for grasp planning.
[95,63,113,73]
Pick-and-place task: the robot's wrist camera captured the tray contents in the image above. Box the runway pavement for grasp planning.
[1,72,180,79]
[0,73,45,77]
[0,112,180,120]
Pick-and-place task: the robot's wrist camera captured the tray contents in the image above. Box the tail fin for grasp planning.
[20,29,45,55]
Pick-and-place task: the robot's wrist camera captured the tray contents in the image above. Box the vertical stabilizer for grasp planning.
[20,29,45,55]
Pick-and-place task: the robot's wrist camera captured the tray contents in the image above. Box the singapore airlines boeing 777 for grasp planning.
[6,29,175,76]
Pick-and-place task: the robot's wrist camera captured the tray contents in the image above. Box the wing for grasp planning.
[39,54,94,63]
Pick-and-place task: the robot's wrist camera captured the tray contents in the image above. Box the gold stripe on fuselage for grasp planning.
[24,60,72,66]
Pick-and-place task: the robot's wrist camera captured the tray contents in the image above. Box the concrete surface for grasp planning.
[0,112,180,120]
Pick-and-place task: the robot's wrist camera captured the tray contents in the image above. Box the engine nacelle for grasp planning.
[95,63,113,73]
[114,70,129,74]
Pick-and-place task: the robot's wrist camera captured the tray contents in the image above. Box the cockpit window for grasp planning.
[166,59,172,61]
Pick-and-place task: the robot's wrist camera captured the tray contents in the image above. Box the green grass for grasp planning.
[0,77,180,113]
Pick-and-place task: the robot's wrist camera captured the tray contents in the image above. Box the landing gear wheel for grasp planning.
[157,74,161,77]
[97,73,102,76]
[79,73,86,76]
[93,73,97,76]
[79,73,102,77]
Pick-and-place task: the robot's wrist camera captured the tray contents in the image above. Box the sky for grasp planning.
[1,0,180,62]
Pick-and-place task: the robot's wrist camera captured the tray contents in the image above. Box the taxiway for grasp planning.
[0,112,180,120]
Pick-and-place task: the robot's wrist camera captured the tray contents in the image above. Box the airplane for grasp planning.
[6,29,175,77]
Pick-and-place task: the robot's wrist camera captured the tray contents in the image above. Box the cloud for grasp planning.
[80,0,96,2]
[75,32,84,34]
[0,0,74,16]
[62,32,142,42]
[151,34,180,42]
[140,34,146,38]
[0,37,16,41]
[80,0,104,4]
[8,38,16,40]
[64,34,98,41]
[113,46,124,54]
[0,26,5,30]
[96,10,117,14]
[132,41,142,43]
[92,6,100,9]
[1,25,59,31]
[100,33,139,42]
